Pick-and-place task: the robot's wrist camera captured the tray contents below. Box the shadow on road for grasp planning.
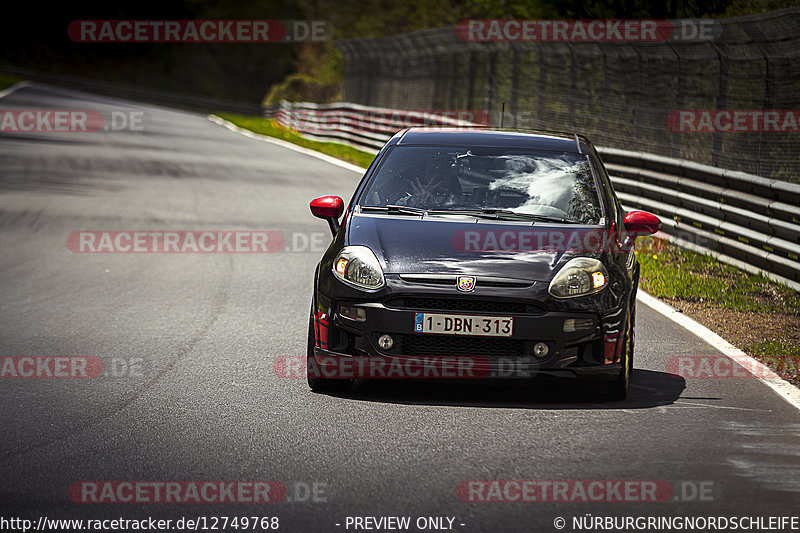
[319,369,685,410]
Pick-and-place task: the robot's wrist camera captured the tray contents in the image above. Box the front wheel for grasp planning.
[306,309,352,393]
[605,303,635,401]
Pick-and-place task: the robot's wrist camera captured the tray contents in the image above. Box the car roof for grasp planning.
[395,128,590,153]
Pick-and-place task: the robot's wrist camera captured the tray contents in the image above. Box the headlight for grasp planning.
[548,257,608,298]
[332,246,385,290]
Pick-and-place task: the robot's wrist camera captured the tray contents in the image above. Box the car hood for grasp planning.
[346,212,605,282]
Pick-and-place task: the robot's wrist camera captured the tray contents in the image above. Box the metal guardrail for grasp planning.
[600,148,800,288]
[269,101,478,152]
[269,101,800,290]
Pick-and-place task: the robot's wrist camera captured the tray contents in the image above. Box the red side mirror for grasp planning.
[310,195,345,236]
[623,210,661,236]
[310,195,344,219]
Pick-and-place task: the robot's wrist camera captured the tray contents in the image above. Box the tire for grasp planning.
[306,307,352,393]
[606,303,635,401]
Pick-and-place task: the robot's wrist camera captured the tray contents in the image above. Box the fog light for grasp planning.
[564,318,594,333]
[533,342,549,358]
[378,334,394,350]
[339,305,366,322]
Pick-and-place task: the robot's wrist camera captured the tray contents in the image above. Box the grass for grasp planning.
[747,340,800,360]
[637,236,799,385]
[746,340,800,382]
[636,236,800,315]
[0,75,25,92]
[214,113,376,169]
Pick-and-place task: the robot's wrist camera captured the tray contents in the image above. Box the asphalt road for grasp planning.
[1,83,799,532]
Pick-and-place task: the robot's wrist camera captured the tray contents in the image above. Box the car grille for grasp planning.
[386,297,541,315]
[400,334,526,358]
[398,274,532,288]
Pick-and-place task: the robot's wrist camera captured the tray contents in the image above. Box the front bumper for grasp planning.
[311,285,627,382]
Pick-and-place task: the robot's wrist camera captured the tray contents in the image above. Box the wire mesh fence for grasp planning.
[336,8,800,183]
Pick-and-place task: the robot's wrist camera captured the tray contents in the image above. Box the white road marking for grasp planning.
[207,115,367,175]
[637,291,800,412]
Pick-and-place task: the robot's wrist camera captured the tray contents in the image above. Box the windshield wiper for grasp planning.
[428,208,576,223]
[425,208,510,220]
[478,209,574,223]
[361,205,427,216]
[361,205,581,223]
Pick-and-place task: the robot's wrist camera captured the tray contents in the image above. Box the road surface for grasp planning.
[1,83,798,532]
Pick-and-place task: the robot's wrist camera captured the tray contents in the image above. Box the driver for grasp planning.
[396,154,461,208]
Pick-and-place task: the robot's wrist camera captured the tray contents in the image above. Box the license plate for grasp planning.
[414,313,513,337]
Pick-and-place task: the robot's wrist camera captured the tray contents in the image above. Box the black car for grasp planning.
[307,128,660,399]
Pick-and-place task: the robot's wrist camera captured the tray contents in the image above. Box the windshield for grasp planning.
[359,145,603,224]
